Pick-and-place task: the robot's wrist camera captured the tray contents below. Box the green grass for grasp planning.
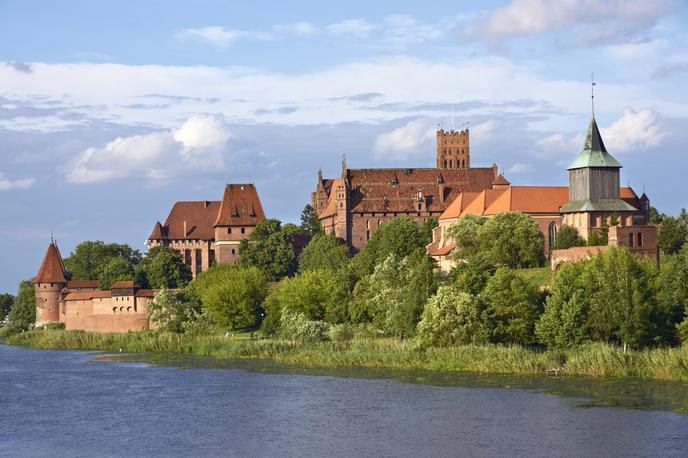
[6,330,688,382]
[516,266,553,288]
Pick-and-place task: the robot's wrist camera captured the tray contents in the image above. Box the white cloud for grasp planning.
[603,38,667,60]
[176,27,271,47]
[66,115,230,184]
[274,21,318,36]
[470,120,497,145]
[326,19,378,38]
[0,173,35,191]
[537,132,585,155]
[381,15,445,46]
[506,163,535,174]
[482,0,667,42]
[602,107,665,152]
[374,119,435,160]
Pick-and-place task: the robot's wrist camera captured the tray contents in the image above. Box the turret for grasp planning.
[437,128,470,170]
[34,239,67,326]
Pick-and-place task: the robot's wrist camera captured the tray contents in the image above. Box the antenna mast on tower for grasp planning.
[591,72,596,117]
[450,104,455,131]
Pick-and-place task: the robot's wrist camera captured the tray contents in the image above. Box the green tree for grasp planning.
[535,262,590,348]
[239,219,297,279]
[300,204,323,236]
[349,249,437,337]
[447,214,487,260]
[478,212,545,268]
[352,216,426,278]
[449,254,496,296]
[656,244,688,344]
[298,234,350,273]
[147,287,203,333]
[417,286,488,347]
[63,241,142,287]
[552,225,587,250]
[419,217,439,246]
[583,248,656,350]
[193,265,268,330]
[658,216,688,255]
[480,267,542,345]
[137,246,191,289]
[0,293,14,320]
[98,256,135,289]
[262,269,348,335]
[6,280,35,332]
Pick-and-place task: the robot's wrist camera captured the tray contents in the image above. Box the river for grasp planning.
[1,344,687,457]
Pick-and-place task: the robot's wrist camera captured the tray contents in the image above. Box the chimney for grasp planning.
[183,220,187,237]
[439,182,445,204]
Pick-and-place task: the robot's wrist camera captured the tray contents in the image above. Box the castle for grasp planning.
[427,114,657,272]
[34,241,156,331]
[313,128,508,252]
[147,183,266,277]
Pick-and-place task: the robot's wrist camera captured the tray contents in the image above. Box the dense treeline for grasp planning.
[3,206,688,355]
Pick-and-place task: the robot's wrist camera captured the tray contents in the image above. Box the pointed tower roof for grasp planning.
[34,241,66,284]
[567,116,623,170]
[214,183,266,227]
[148,221,167,240]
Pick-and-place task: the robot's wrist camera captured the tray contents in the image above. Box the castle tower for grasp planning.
[34,240,67,326]
[560,115,636,238]
[437,128,470,170]
[334,155,351,243]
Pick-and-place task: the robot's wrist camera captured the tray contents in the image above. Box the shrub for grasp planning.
[417,286,487,347]
[328,323,356,342]
[279,311,330,342]
[45,322,66,331]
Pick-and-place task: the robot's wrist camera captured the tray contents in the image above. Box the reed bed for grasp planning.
[6,330,688,382]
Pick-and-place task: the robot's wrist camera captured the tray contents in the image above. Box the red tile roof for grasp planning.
[66,280,100,289]
[441,186,639,220]
[34,242,66,284]
[149,221,167,240]
[152,200,221,241]
[110,281,137,289]
[319,167,499,216]
[214,184,266,227]
[64,291,112,301]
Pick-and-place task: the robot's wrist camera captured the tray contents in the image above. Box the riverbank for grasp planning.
[5,330,688,382]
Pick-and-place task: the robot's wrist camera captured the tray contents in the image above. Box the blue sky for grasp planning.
[1,0,687,294]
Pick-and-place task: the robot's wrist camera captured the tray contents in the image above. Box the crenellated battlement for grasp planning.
[437,129,470,170]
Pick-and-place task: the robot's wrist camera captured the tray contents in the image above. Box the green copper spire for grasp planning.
[566,116,623,170]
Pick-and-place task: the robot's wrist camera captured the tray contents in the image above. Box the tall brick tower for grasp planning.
[437,128,470,170]
[34,239,67,326]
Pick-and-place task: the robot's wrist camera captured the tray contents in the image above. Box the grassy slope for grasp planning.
[6,330,688,382]
[515,267,554,288]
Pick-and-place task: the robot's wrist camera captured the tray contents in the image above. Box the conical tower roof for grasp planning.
[34,241,66,284]
[567,116,623,170]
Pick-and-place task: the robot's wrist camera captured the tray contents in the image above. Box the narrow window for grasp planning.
[637,232,643,247]
[241,227,245,234]
[228,228,232,234]
[628,233,634,247]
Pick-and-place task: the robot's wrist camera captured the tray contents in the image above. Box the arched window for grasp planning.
[548,222,558,250]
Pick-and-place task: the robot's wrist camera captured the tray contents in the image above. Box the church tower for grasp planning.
[437,128,470,170]
[560,114,636,238]
[34,240,67,326]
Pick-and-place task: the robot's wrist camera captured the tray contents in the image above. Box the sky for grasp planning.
[1,0,687,293]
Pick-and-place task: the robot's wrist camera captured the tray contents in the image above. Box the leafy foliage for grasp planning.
[147,287,203,333]
[480,267,542,345]
[449,212,544,268]
[300,204,323,236]
[262,269,349,335]
[349,249,438,337]
[136,246,191,289]
[63,241,141,288]
[351,216,427,278]
[193,265,268,330]
[552,225,587,250]
[6,280,36,332]
[239,219,298,280]
[279,310,330,342]
[417,286,488,347]
[298,234,350,273]
[449,254,496,296]
[0,293,14,320]
[658,216,688,255]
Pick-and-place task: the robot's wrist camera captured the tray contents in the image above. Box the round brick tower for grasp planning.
[34,240,67,326]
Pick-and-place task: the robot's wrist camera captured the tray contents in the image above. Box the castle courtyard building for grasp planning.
[313,128,507,252]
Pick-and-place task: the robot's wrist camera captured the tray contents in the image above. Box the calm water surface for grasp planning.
[1,344,687,458]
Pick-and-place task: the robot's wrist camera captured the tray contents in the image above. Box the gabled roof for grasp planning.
[492,174,511,186]
[214,184,266,227]
[66,280,100,289]
[148,221,167,240]
[34,241,66,284]
[152,200,221,241]
[567,117,623,170]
